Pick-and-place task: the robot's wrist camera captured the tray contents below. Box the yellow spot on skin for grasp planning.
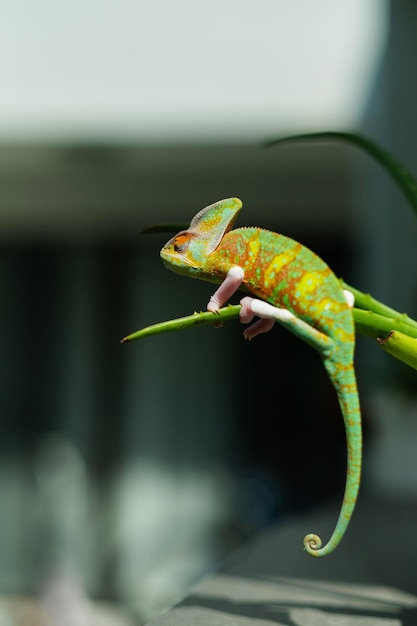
[249,238,260,257]
[294,271,320,299]
[333,327,353,342]
[264,251,297,287]
[320,298,344,313]
[243,237,261,275]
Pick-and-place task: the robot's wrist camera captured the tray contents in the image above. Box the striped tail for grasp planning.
[303,360,362,557]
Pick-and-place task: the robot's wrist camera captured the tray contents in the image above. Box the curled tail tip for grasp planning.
[303,533,336,558]
[303,533,322,557]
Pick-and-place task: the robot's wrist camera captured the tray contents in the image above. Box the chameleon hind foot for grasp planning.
[343,289,355,308]
[240,297,333,354]
[240,296,292,339]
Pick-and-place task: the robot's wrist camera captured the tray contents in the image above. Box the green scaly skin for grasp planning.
[161,197,362,557]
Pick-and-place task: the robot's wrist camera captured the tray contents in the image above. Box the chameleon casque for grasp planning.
[160,197,362,558]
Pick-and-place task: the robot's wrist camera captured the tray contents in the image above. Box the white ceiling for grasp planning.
[0,0,387,143]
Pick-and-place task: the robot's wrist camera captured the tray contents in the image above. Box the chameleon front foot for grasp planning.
[303,533,324,557]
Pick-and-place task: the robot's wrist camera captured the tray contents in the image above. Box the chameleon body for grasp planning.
[161,197,362,557]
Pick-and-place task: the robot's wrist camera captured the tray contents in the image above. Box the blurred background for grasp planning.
[1,0,417,624]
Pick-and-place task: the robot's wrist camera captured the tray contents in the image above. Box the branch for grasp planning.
[121,286,417,370]
[120,305,241,343]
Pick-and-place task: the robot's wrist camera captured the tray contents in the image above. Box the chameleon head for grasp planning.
[160,197,242,278]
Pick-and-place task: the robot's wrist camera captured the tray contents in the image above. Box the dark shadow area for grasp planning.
[176,574,417,625]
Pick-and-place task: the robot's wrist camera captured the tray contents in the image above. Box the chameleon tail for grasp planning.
[303,361,362,557]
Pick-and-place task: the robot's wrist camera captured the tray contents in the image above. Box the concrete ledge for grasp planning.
[151,576,417,625]
[148,498,417,625]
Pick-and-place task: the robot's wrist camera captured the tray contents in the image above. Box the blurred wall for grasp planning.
[0,142,361,621]
[4,1,417,624]
[356,0,417,501]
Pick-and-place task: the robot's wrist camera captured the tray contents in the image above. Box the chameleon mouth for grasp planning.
[160,250,197,274]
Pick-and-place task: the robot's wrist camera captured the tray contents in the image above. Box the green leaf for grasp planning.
[268,131,417,217]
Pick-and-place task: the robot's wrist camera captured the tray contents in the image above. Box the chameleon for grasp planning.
[160,197,362,558]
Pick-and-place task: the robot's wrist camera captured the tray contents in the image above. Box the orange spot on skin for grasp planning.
[175,234,190,247]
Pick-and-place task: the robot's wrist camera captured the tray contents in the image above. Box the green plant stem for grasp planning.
[122,304,417,343]
[343,281,417,332]
[376,331,417,371]
[120,305,241,342]
[121,286,417,370]
[352,308,417,340]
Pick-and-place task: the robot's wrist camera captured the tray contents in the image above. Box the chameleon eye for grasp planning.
[173,234,190,253]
